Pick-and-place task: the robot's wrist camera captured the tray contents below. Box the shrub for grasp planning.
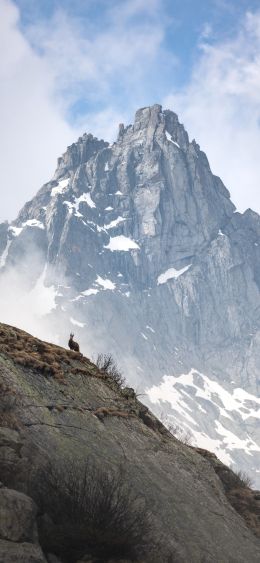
[160,413,193,445]
[32,458,153,562]
[231,469,253,489]
[96,353,125,388]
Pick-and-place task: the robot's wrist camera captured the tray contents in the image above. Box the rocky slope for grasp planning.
[0,322,260,563]
[0,104,259,484]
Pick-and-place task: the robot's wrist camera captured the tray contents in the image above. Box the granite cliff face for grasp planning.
[0,323,260,563]
[0,104,259,484]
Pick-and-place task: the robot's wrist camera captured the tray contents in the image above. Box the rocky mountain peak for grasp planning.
[55,133,109,180]
[0,105,259,487]
[117,104,190,152]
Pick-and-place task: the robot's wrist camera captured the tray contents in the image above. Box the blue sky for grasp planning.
[1,0,260,219]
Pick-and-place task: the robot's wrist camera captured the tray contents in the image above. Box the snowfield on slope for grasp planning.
[147,369,260,470]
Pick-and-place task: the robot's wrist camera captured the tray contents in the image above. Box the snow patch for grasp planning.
[23,219,45,229]
[9,226,23,236]
[104,235,140,252]
[51,178,70,196]
[78,192,96,209]
[96,276,115,290]
[6,219,45,239]
[105,206,113,211]
[64,192,96,217]
[157,264,191,284]
[63,201,80,216]
[165,131,180,148]
[81,288,99,296]
[104,216,125,230]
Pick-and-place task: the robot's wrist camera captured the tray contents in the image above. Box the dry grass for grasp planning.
[0,323,102,385]
[0,324,133,403]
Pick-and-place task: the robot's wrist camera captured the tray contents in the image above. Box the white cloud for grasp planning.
[0,0,77,222]
[25,0,171,108]
[164,10,260,213]
[74,107,127,146]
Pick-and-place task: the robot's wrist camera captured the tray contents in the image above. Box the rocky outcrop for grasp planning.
[0,488,38,542]
[0,485,47,563]
[0,323,260,562]
[0,105,259,485]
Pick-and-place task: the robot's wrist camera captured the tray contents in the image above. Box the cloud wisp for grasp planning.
[0,0,77,222]
[164,10,260,213]
[24,0,174,124]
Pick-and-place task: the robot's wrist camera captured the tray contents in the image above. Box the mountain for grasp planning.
[0,322,260,563]
[0,104,259,485]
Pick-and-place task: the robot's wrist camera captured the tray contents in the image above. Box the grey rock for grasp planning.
[0,539,47,563]
[0,343,259,563]
[121,386,136,399]
[0,488,38,542]
[46,554,62,563]
[0,428,23,487]
[0,427,22,452]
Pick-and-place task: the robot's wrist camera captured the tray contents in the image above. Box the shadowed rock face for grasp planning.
[0,105,259,484]
[0,322,260,563]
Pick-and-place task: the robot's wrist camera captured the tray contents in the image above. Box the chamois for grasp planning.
[68,333,80,353]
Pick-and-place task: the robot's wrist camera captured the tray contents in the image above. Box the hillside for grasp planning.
[0,322,260,563]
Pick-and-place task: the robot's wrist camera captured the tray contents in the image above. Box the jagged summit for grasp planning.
[56,104,202,173]
[0,105,259,486]
[55,133,109,180]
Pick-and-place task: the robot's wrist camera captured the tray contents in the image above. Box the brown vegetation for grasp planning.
[0,323,102,385]
[96,353,125,389]
[195,447,260,538]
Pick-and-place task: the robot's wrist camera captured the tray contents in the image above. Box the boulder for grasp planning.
[0,488,38,542]
[0,539,47,563]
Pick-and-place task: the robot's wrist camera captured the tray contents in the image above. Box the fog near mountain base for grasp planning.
[0,249,63,344]
[0,246,139,390]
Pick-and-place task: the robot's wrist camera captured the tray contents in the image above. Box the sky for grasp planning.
[1,0,260,221]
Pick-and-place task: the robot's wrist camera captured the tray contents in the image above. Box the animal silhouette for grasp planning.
[68,333,80,352]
